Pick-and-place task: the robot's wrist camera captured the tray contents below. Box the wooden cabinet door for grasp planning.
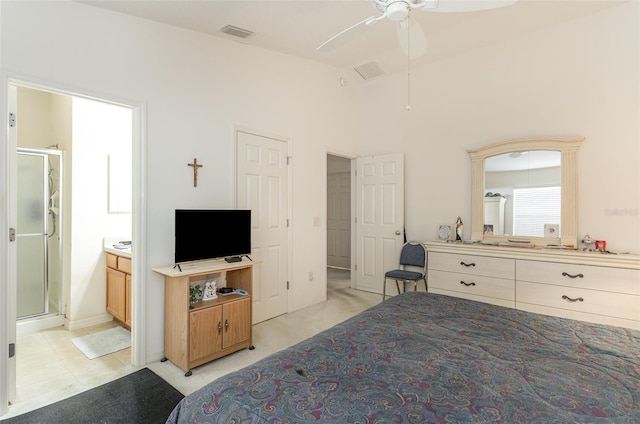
[190,306,223,362]
[222,298,251,349]
[106,267,126,322]
[125,274,132,327]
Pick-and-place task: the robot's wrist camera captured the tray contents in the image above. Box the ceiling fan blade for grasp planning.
[423,0,518,13]
[396,17,427,59]
[317,15,378,53]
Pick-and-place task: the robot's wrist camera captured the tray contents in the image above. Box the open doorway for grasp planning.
[326,154,352,291]
[3,80,145,414]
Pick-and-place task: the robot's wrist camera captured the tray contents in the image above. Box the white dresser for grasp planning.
[425,241,640,330]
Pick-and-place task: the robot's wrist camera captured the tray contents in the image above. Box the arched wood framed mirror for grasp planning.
[468,136,584,247]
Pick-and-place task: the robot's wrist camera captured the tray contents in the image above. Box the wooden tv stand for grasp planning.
[153,259,254,376]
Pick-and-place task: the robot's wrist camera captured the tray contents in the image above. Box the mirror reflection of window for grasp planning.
[485,150,561,238]
[513,186,560,237]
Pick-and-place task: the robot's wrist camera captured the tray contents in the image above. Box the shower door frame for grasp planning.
[16,147,63,320]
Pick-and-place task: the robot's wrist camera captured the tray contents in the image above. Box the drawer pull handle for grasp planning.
[225,319,229,331]
[460,261,476,267]
[562,295,584,303]
[217,321,222,334]
[460,281,476,287]
[562,272,584,279]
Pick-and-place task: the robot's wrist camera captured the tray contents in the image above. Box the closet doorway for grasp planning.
[326,154,353,290]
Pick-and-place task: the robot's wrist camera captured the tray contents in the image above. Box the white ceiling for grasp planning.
[78,0,623,80]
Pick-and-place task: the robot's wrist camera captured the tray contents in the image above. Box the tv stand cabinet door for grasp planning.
[223,298,251,349]
[189,305,223,363]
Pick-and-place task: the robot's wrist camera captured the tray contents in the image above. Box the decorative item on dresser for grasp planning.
[424,241,640,330]
[437,224,452,241]
[455,216,463,241]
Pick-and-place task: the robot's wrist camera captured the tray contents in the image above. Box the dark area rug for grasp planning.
[1,368,183,424]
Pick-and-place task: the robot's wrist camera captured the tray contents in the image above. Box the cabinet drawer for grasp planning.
[106,253,132,274]
[429,252,514,280]
[517,281,640,322]
[106,253,118,269]
[117,256,132,274]
[517,260,640,295]
[429,269,515,301]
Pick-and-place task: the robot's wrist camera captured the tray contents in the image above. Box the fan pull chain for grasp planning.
[406,14,411,111]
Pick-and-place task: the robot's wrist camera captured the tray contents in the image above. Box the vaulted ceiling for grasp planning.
[79,1,623,80]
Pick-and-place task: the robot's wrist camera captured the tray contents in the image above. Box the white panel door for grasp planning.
[355,154,404,293]
[327,171,351,269]
[236,130,289,324]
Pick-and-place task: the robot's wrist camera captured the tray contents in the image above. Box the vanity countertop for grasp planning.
[103,237,132,259]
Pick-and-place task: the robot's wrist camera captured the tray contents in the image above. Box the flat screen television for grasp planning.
[174,209,251,264]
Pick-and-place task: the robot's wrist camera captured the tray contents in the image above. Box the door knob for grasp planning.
[395,230,401,235]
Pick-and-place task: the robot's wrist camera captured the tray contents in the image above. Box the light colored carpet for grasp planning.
[71,326,131,359]
[149,272,380,396]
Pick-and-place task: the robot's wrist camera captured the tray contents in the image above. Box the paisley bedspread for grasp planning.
[165,292,640,423]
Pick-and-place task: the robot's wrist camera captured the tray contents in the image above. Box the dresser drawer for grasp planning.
[517,260,640,295]
[429,269,515,302]
[429,252,515,280]
[516,281,640,322]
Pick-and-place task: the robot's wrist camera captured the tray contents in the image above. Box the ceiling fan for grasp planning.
[317,0,519,58]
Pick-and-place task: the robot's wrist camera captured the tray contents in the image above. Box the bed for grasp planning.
[166,292,640,423]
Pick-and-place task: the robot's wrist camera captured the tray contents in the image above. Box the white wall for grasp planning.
[358,2,639,253]
[69,97,132,326]
[0,1,359,361]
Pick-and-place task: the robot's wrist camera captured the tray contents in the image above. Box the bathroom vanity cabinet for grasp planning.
[106,252,132,329]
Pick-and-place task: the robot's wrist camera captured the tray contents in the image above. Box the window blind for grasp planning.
[513,186,561,237]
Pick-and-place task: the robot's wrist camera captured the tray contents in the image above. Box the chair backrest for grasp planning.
[399,242,426,268]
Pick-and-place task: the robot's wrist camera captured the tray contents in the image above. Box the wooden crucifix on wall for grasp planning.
[187,158,203,187]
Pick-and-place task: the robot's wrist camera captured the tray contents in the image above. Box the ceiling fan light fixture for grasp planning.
[386,1,410,21]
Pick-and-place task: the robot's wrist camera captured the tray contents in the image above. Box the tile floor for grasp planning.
[4,268,379,419]
[6,321,137,419]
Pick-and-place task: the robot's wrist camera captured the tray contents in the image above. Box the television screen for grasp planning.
[175,209,251,264]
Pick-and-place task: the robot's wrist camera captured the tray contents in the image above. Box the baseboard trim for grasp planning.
[65,313,113,331]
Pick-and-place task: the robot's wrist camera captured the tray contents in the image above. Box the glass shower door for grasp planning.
[17,153,48,318]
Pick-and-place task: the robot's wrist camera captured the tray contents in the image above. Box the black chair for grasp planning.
[382,241,427,300]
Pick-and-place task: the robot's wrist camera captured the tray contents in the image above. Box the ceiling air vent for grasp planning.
[219,25,254,39]
[354,61,385,80]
